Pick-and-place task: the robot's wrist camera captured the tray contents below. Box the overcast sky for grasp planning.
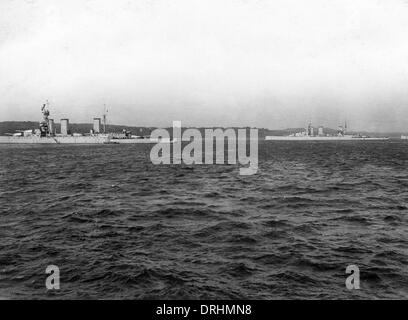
[1,0,408,131]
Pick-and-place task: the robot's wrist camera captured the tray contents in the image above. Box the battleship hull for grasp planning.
[0,135,110,144]
[0,136,169,144]
[265,136,390,141]
[112,138,171,144]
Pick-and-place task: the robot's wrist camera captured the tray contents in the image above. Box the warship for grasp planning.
[265,122,389,141]
[0,102,160,144]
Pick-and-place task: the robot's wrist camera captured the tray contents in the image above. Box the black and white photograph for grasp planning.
[0,0,407,307]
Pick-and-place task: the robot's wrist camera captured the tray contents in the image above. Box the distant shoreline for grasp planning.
[0,121,402,138]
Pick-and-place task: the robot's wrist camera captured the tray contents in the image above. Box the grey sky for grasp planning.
[1,0,408,131]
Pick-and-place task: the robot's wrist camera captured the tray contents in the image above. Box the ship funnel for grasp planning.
[61,119,69,136]
[93,118,101,134]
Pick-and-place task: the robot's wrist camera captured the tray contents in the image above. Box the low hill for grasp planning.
[0,121,400,138]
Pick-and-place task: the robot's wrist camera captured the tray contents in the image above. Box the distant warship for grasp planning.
[0,102,157,144]
[265,121,389,141]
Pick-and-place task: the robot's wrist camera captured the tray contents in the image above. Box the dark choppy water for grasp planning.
[0,141,407,299]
